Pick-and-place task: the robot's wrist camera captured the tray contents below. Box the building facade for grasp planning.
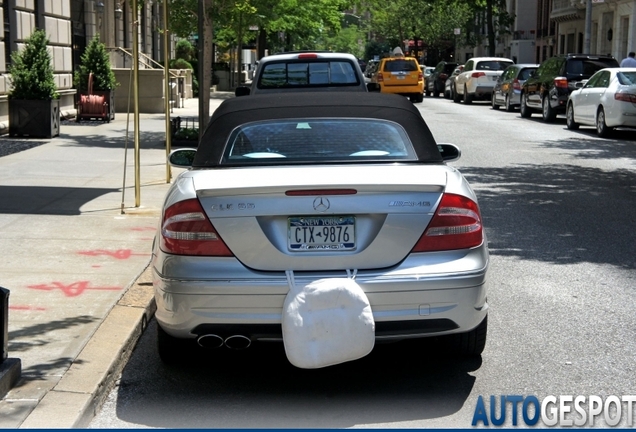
[0,0,172,133]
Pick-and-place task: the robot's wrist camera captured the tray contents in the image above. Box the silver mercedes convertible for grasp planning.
[152,91,489,365]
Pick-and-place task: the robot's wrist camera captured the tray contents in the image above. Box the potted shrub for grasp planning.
[75,35,118,121]
[8,29,60,138]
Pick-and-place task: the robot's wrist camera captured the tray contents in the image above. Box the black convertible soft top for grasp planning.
[193,92,443,167]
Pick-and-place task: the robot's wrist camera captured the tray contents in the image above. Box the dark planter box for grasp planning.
[9,99,60,138]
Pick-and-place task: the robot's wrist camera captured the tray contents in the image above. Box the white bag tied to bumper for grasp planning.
[282,271,375,369]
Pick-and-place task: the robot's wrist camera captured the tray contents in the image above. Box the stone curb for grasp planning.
[18,264,156,429]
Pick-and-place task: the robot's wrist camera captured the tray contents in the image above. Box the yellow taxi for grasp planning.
[374,50,424,103]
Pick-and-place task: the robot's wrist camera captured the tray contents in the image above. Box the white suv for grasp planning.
[235,51,368,96]
[454,57,514,104]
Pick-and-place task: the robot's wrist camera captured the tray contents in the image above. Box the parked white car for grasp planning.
[566,67,636,137]
[454,57,514,104]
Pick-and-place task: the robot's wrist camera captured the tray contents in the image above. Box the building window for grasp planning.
[3,2,11,69]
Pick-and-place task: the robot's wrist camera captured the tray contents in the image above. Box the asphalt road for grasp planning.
[90,96,636,428]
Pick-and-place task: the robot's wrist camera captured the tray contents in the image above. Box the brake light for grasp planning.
[440,73,448,80]
[411,193,483,252]
[297,53,318,59]
[471,72,486,78]
[160,198,233,256]
[554,77,568,89]
[418,72,423,81]
[615,92,636,103]
[513,78,521,90]
[377,72,384,82]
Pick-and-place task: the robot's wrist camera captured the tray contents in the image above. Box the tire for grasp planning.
[596,107,613,138]
[425,87,430,97]
[520,92,532,118]
[491,92,499,110]
[157,324,196,365]
[412,93,423,103]
[463,85,473,104]
[542,95,557,122]
[505,94,514,112]
[443,316,488,357]
[433,83,440,97]
[566,103,579,130]
[453,85,462,103]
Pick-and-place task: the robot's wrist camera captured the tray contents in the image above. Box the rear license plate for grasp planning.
[396,75,406,80]
[288,216,355,251]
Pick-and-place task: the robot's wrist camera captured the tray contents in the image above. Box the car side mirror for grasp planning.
[168,148,197,168]
[437,143,461,162]
[235,86,251,97]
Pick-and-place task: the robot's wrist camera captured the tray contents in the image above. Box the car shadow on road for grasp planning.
[461,161,636,270]
[108,319,480,428]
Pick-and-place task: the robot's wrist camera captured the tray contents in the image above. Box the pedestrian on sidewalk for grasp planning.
[620,52,636,67]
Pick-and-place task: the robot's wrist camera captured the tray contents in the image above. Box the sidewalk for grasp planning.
[0,92,233,428]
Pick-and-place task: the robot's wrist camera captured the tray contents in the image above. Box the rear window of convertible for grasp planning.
[222,119,417,165]
[258,61,360,88]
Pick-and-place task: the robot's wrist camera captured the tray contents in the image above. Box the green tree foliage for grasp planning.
[362,0,472,54]
[74,35,117,93]
[165,0,355,55]
[9,29,58,100]
[464,0,515,55]
[175,39,195,62]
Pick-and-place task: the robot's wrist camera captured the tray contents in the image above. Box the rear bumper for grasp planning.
[152,246,489,341]
[380,83,424,95]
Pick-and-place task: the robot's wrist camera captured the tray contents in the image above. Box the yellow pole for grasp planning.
[132,0,141,207]
[163,0,172,182]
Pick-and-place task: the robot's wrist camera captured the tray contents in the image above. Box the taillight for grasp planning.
[377,72,384,82]
[412,193,483,252]
[160,198,233,256]
[471,72,486,78]
[418,72,423,81]
[615,92,636,103]
[554,77,568,89]
[440,73,448,80]
[513,78,521,90]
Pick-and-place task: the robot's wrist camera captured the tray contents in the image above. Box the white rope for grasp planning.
[285,270,296,291]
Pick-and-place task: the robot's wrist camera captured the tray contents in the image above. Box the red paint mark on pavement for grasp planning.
[27,281,122,297]
[78,249,149,259]
[131,227,156,232]
[9,305,47,311]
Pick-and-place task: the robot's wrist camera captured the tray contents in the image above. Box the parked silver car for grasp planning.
[153,92,489,366]
[491,63,539,111]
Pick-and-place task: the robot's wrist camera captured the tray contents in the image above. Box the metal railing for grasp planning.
[106,47,179,79]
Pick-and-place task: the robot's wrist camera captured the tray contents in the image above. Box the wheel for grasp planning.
[433,84,440,97]
[424,86,431,97]
[442,316,488,357]
[463,85,473,104]
[505,94,514,112]
[157,324,196,365]
[596,107,613,138]
[542,95,557,122]
[520,92,532,118]
[411,93,423,103]
[566,103,579,130]
[491,92,499,110]
[453,85,462,103]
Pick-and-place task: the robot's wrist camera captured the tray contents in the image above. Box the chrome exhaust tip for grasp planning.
[224,335,251,350]
[197,334,225,349]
